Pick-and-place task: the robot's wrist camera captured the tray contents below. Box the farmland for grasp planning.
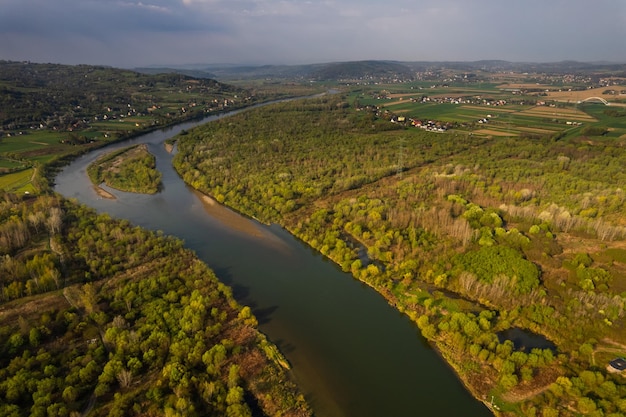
[0,168,36,193]
[351,78,626,140]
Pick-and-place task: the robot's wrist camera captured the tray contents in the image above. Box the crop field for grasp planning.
[517,106,597,121]
[472,129,514,137]
[352,82,626,139]
[0,131,79,163]
[0,157,27,171]
[499,84,626,103]
[0,168,36,193]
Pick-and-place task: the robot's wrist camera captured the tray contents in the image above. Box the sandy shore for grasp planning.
[94,185,116,200]
[196,193,265,238]
[193,191,293,255]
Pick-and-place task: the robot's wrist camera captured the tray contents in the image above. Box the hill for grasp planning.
[0,60,246,133]
[0,61,280,194]
[133,67,218,79]
[162,59,626,82]
[309,60,414,81]
[168,60,415,82]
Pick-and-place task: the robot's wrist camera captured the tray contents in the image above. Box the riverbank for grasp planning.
[183,183,497,416]
[286,225,501,415]
[195,192,271,240]
[54,118,495,417]
[93,185,116,199]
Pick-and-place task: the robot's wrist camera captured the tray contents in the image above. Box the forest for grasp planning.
[172,94,626,416]
[0,61,323,417]
[2,60,626,416]
[0,191,310,417]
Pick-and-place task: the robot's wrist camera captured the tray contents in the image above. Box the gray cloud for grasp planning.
[1,0,625,67]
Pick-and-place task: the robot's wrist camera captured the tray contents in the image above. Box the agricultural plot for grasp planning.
[0,158,27,171]
[517,106,597,122]
[353,83,626,139]
[500,84,626,104]
[580,104,626,139]
[0,168,36,193]
[0,131,78,163]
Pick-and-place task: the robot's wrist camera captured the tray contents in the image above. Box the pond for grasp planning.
[498,328,556,351]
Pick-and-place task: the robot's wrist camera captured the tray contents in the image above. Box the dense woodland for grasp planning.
[87,145,162,194]
[2,60,626,416]
[173,95,626,416]
[0,62,319,417]
[0,192,310,417]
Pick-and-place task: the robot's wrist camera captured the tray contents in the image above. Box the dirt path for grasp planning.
[591,338,626,366]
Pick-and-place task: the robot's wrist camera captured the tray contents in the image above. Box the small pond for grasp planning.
[498,328,556,351]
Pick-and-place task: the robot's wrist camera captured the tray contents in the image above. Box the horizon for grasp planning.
[2,0,626,68]
[5,58,626,72]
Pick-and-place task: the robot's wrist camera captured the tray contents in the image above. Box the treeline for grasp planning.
[171,94,626,416]
[0,191,311,417]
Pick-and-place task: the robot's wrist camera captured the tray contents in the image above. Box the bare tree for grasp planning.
[47,207,63,235]
[116,369,133,388]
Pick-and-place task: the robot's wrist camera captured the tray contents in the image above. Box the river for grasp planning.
[54,109,492,417]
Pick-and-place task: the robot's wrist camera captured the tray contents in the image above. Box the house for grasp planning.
[607,357,626,374]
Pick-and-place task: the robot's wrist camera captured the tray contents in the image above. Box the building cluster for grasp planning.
[390,116,453,132]
[410,95,508,107]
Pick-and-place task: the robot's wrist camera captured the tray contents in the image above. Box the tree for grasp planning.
[47,207,63,235]
[62,386,78,403]
[577,397,597,414]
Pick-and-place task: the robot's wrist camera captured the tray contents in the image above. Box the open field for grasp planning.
[0,168,36,193]
[518,106,598,121]
[498,83,626,103]
[472,129,515,137]
[0,157,28,171]
[352,82,626,140]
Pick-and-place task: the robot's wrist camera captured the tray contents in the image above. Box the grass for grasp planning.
[0,168,35,193]
[601,248,626,264]
[0,120,159,191]
[0,158,28,170]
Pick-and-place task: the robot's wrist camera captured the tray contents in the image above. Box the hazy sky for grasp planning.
[1,0,626,68]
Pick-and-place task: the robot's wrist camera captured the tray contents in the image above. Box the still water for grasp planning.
[54,112,492,417]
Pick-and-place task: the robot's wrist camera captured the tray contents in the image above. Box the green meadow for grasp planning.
[0,167,36,193]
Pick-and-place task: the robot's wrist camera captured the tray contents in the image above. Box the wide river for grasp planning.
[54,108,492,417]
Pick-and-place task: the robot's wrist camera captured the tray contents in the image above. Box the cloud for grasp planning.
[1,0,626,66]
[0,0,222,36]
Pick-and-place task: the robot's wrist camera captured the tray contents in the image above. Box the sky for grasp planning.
[1,0,626,68]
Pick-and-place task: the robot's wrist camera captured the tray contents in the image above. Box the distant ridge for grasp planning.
[133,67,217,79]
[308,60,414,81]
[135,59,626,81]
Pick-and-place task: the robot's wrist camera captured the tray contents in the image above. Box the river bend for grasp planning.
[54,110,491,417]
